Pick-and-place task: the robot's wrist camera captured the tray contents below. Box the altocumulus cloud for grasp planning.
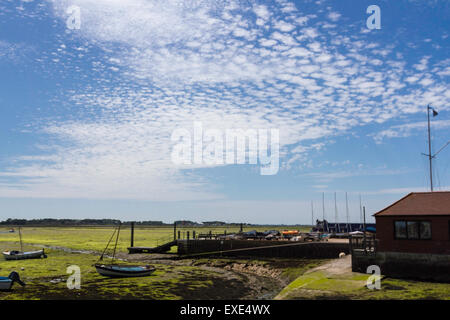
[0,0,449,200]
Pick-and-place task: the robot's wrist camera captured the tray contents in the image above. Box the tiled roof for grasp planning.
[373,191,450,216]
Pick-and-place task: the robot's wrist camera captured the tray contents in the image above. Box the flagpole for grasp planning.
[427,105,433,192]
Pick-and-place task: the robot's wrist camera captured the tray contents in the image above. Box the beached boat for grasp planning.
[95,264,155,277]
[3,249,46,261]
[95,223,156,278]
[0,277,13,291]
[2,227,47,261]
[0,272,25,291]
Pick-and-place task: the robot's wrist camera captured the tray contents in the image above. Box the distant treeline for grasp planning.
[0,218,309,227]
[0,218,165,226]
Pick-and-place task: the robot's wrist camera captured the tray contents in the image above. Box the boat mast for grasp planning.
[112,222,121,262]
[345,192,350,232]
[99,227,117,261]
[334,192,339,232]
[19,227,23,252]
[322,192,327,232]
[359,194,363,224]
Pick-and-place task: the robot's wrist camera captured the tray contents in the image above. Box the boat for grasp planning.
[366,226,376,233]
[95,264,155,277]
[3,249,46,261]
[94,223,156,278]
[0,272,25,291]
[2,227,47,261]
[281,230,299,239]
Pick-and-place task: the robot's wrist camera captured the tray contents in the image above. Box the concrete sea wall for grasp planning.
[352,250,450,282]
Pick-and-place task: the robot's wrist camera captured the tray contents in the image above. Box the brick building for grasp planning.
[351,191,450,282]
[374,191,450,255]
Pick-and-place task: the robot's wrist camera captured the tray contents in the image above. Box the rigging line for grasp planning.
[99,227,117,261]
[112,222,121,262]
[435,159,442,190]
[433,140,450,157]
[439,155,450,187]
[19,227,23,252]
[420,155,429,189]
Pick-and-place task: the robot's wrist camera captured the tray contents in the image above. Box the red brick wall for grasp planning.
[376,216,450,254]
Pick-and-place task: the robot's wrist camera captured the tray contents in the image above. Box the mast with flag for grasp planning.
[426,105,438,192]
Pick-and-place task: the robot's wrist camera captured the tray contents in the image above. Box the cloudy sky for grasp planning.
[0,0,449,224]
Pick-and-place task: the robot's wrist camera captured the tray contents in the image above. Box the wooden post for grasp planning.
[130,222,135,248]
[178,230,181,240]
[187,231,190,240]
[193,230,196,239]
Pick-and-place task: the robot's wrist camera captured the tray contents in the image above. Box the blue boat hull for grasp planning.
[95,264,155,278]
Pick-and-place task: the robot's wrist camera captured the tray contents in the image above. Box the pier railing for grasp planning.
[349,234,377,255]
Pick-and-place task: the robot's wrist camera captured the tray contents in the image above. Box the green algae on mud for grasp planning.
[277,270,450,300]
[0,226,317,300]
[0,247,255,300]
[0,243,327,300]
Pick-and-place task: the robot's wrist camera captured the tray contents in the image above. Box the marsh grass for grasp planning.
[0,225,310,254]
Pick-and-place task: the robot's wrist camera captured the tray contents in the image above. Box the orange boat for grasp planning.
[282,230,299,236]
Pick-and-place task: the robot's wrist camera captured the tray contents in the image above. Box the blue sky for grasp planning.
[0,0,449,224]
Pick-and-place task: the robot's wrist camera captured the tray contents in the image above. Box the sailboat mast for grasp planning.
[322,192,325,221]
[19,227,23,252]
[99,227,117,261]
[359,194,363,224]
[334,192,338,232]
[345,192,349,229]
[112,222,121,262]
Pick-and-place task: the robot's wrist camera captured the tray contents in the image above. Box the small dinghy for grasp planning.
[2,227,47,261]
[3,249,46,261]
[95,264,155,278]
[0,272,26,291]
[95,223,156,278]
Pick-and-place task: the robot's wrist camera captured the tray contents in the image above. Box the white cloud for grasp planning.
[327,12,341,22]
[372,120,450,143]
[0,0,448,200]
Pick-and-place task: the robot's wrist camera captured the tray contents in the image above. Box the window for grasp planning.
[420,222,432,240]
[394,220,432,240]
[407,221,419,239]
[394,221,407,239]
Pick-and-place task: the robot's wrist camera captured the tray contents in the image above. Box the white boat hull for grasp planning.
[2,250,46,261]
